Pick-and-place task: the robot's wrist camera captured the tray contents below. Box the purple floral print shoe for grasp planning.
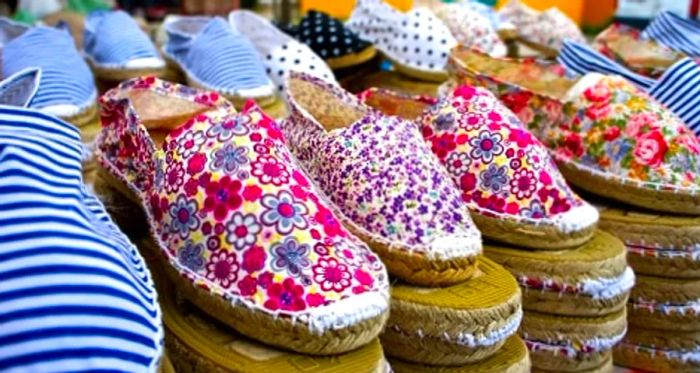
[281,71,482,286]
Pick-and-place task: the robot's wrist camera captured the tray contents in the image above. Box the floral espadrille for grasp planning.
[498,0,585,57]
[281,71,482,286]
[450,47,700,215]
[346,0,457,82]
[95,77,390,355]
[361,85,598,249]
[434,3,507,58]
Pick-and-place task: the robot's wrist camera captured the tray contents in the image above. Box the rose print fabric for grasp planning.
[281,72,481,261]
[97,77,388,318]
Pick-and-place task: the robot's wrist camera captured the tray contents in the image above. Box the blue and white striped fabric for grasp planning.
[84,10,163,68]
[558,41,700,134]
[643,11,700,57]
[0,106,163,372]
[163,17,272,95]
[0,68,40,108]
[1,18,96,115]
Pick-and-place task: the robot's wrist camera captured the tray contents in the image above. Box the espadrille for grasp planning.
[388,335,530,373]
[276,10,376,70]
[84,10,166,81]
[282,72,482,286]
[449,47,700,215]
[434,3,506,58]
[522,309,626,373]
[229,10,337,94]
[614,327,700,373]
[162,17,277,108]
[96,77,390,355]
[153,254,391,373]
[0,17,98,127]
[498,0,584,57]
[596,200,700,278]
[628,273,700,331]
[382,257,522,366]
[346,0,457,82]
[460,0,517,41]
[360,86,598,250]
[593,24,684,78]
[484,231,634,317]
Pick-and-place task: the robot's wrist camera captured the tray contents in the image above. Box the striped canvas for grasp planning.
[643,11,700,57]
[84,10,162,67]
[0,106,163,372]
[558,41,700,135]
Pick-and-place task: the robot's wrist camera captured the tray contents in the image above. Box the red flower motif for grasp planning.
[187,153,207,175]
[264,278,306,311]
[585,103,612,121]
[238,275,257,296]
[306,293,326,308]
[184,178,199,197]
[508,128,534,148]
[460,173,477,192]
[583,83,612,103]
[354,269,374,287]
[603,126,621,141]
[314,206,344,237]
[204,176,242,221]
[290,185,308,200]
[431,133,457,159]
[563,132,585,158]
[634,130,668,168]
[313,257,352,292]
[242,185,262,201]
[422,125,434,139]
[500,91,533,114]
[258,271,273,288]
[292,170,310,188]
[550,197,572,214]
[251,155,290,185]
[242,245,266,273]
[205,250,239,289]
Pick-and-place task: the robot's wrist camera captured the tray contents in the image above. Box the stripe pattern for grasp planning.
[558,41,700,134]
[643,11,700,56]
[163,17,271,93]
[1,24,96,111]
[84,10,161,67]
[0,106,163,372]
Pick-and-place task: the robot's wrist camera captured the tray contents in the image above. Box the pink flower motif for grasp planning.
[584,83,612,103]
[634,130,668,168]
[585,103,612,121]
[251,155,290,185]
[165,162,184,193]
[625,112,658,137]
[238,275,257,296]
[205,250,239,289]
[509,169,537,199]
[312,258,352,292]
[242,245,266,273]
[306,293,326,308]
[264,278,306,311]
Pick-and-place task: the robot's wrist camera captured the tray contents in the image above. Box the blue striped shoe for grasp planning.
[162,16,276,107]
[0,85,164,371]
[0,17,98,127]
[644,11,700,57]
[84,10,166,81]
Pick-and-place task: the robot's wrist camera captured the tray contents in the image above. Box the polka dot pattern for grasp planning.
[346,0,457,74]
[278,10,371,60]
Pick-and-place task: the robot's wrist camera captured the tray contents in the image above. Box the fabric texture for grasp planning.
[558,41,700,136]
[1,18,96,116]
[84,10,164,68]
[97,77,389,323]
[229,10,336,93]
[463,0,515,33]
[0,105,163,372]
[346,0,457,75]
[434,3,506,57]
[279,10,371,60]
[0,67,40,107]
[643,11,700,57]
[282,72,481,260]
[498,0,584,51]
[163,17,273,96]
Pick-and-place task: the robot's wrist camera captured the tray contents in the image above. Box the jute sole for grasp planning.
[628,273,700,331]
[388,336,530,373]
[558,160,700,215]
[596,202,700,278]
[326,46,377,70]
[156,267,390,373]
[61,102,98,128]
[613,327,700,373]
[521,309,626,372]
[99,166,388,355]
[472,212,596,250]
[382,257,521,366]
[515,38,559,59]
[88,58,168,82]
[484,230,630,316]
[381,53,448,82]
[531,355,613,373]
[160,354,175,373]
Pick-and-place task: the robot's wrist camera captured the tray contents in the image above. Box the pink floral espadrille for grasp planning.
[281,71,482,286]
[360,85,598,249]
[95,77,390,355]
[450,47,700,215]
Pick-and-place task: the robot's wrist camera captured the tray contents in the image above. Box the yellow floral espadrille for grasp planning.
[484,231,634,317]
[522,309,626,373]
[614,327,700,373]
[381,257,522,366]
[388,336,530,373]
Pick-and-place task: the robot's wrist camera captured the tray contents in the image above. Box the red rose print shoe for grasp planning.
[450,47,700,215]
[360,85,598,250]
[95,77,389,355]
[281,71,482,286]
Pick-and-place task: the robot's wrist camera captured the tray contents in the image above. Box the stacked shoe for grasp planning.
[361,83,632,373]
[93,77,393,371]
[282,72,526,372]
[448,46,700,371]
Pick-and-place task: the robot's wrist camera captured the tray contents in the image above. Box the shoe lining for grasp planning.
[288,78,364,131]
[363,91,429,121]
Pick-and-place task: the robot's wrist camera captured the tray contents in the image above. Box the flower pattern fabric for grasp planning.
[97,77,388,317]
[499,0,585,52]
[434,3,507,58]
